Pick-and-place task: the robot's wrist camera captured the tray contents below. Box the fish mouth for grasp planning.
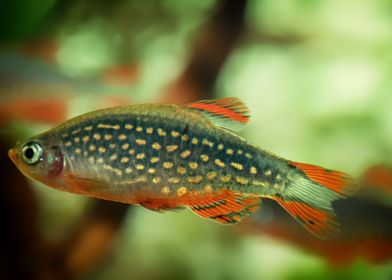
[8,148,18,164]
[8,147,36,181]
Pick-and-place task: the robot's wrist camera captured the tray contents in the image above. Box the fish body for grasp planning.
[9,98,357,238]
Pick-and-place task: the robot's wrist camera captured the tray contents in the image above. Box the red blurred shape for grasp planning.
[242,216,392,266]
[361,165,392,196]
[103,64,139,85]
[0,97,68,126]
[19,39,59,64]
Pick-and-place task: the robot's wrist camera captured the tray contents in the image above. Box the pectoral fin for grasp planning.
[64,174,110,194]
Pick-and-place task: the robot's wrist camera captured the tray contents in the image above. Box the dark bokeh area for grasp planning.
[1,1,392,279]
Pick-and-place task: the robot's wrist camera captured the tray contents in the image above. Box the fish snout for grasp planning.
[8,148,18,164]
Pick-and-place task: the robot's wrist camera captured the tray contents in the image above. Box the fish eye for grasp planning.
[21,142,43,165]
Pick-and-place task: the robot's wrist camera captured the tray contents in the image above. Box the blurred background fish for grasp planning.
[1,0,392,280]
[0,52,140,126]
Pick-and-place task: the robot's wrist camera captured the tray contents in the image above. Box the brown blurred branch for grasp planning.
[61,201,130,279]
[163,0,247,103]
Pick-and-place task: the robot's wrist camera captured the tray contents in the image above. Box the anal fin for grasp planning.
[186,191,261,224]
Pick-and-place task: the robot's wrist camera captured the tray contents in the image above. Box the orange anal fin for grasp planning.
[275,198,340,239]
[289,161,357,197]
[186,191,261,224]
[185,97,250,132]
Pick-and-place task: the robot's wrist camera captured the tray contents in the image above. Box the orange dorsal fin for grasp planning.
[186,190,260,224]
[275,198,340,239]
[288,161,357,197]
[185,97,250,132]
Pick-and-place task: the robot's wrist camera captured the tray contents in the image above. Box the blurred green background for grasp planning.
[1,0,392,280]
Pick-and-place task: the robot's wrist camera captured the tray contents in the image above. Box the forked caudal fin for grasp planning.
[276,161,357,239]
[288,161,357,197]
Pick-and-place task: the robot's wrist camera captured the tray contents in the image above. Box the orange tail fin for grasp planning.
[274,198,340,239]
[288,161,357,196]
[275,161,357,239]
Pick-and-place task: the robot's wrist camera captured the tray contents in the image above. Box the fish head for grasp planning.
[9,136,67,189]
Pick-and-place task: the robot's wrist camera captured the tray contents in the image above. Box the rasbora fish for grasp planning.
[8,98,357,239]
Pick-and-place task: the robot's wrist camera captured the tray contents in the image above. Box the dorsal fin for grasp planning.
[185,97,250,132]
